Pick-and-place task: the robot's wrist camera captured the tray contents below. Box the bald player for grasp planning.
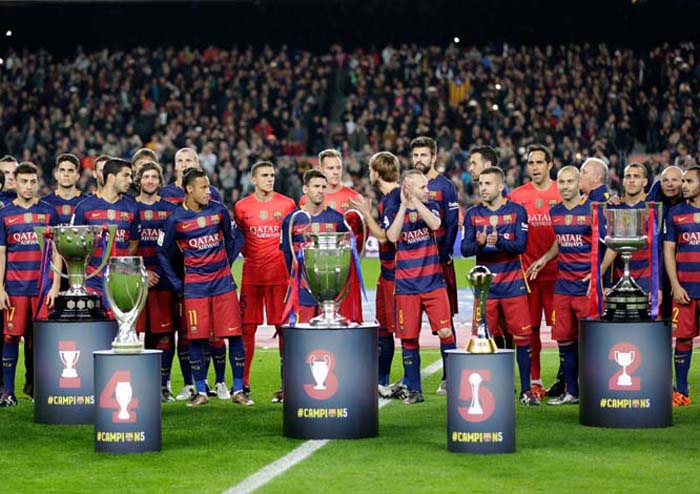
[579,158,611,203]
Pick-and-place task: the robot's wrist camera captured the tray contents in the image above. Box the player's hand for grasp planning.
[476,225,488,246]
[672,284,690,305]
[582,273,592,297]
[0,290,10,310]
[147,270,160,288]
[607,194,621,206]
[46,285,60,309]
[526,258,545,280]
[486,225,498,246]
[349,196,371,216]
[400,183,411,206]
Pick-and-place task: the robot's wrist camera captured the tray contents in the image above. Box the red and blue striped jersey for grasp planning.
[280,207,347,306]
[42,191,84,225]
[588,184,611,203]
[461,200,529,299]
[73,195,141,293]
[0,190,17,209]
[664,202,700,299]
[137,197,178,291]
[427,175,460,263]
[0,200,59,296]
[550,199,604,296]
[377,188,400,282]
[384,200,445,295]
[157,201,240,298]
[160,183,224,205]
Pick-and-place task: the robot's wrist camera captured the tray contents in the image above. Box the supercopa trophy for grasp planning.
[603,207,649,321]
[288,209,366,327]
[104,256,148,353]
[466,265,498,353]
[35,225,116,320]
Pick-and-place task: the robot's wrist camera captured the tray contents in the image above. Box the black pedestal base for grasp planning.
[49,292,108,320]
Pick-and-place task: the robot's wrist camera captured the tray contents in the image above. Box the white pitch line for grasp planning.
[224,358,444,494]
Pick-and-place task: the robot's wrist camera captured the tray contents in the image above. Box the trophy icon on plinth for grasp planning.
[104,256,148,353]
[467,265,498,353]
[603,207,650,321]
[288,209,366,327]
[309,354,331,390]
[614,350,636,386]
[36,225,116,320]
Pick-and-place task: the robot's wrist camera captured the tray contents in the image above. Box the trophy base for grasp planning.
[49,293,108,320]
[603,292,650,321]
[111,342,145,354]
[308,313,352,328]
[466,337,498,354]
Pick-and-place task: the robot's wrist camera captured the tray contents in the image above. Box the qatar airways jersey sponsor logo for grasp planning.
[249,224,281,239]
[528,213,552,227]
[188,233,222,250]
[680,231,700,245]
[140,228,161,242]
[401,227,430,244]
[114,229,128,243]
[556,233,585,248]
[11,231,39,246]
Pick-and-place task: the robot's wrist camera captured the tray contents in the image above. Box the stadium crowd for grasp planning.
[1,42,699,207]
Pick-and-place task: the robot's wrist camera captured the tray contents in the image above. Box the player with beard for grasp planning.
[127,148,160,197]
[43,154,84,225]
[510,144,562,400]
[234,161,295,403]
[0,163,60,407]
[157,168,250,407]
[350,152,401,398]
[409,137,460,394]
[462,167,539,406]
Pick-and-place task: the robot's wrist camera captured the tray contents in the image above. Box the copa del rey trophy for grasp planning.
[104,256,148,353]
[467,265,498,353]
[288,209,366,327]
[36,225,116,320]
[603,207,650,321]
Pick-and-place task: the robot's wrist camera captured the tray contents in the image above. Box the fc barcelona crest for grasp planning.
[260,210,268,220]
[273,210,282,219]
[577,215,587,225]
[328,201,337,209]
[489,215,499,227]
[24,213,33,223]
[158,211,168,219]
[210,214,220,224]
[107,209,116,221]
[565,215,573,225]
[503,214,512,224]
[197,217,207,228]
[536,198,544,208]
[144,210,154,221]
[694,213,700,224]
[311,222,320,233]
[409,212,418,223]
[62,205,71,216]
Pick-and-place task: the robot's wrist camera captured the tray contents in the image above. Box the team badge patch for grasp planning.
[273,210,282,219]
[210,214,220,224]
[260,210,268,220]
[549,199,558,206]
[107,209,116,221]
[409,212,418,223]
[577,215,587,225]
[144,210,154,221]
[489,215,499,227]
[536,198,543,208]
[503,214,512,224]
[328,201,336,209]
[197,217,207,228]
[565,215,573,225]
[311,222,320,233]
[38,214,46,222]
[121,212,130,220]
[694,213,700,224]
[62,205,71,216]
[24,213,33,223]
[158,211,168,219]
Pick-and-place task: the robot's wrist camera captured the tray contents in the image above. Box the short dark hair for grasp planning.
[624,162,648,179]
[103,158,131,181]
[95,154,112,169]
[55,153,80,170]
[409,136,437,156]
[471,146,499,168]
[183,167,208,190]
[0,155,18,165]
[252,161,274,176]
[303,169,327,186]
[527,144,552,164]
[684,166,700,181]
[136,161,164,188]
[479,166,505,183]
[15,162,39,177]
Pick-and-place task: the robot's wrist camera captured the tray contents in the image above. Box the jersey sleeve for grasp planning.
[156,216,183,294]
[442,182,460,260]
[495,205,528,254]
[460,207,479,258]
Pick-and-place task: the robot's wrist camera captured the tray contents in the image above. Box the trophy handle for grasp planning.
[34,226,69,279]
[343,208,367,257]
[288,210,312,268]
[86,225,118,281]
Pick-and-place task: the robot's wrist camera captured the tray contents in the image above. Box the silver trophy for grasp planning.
[603,207,650,320]
[104,256,148,353]
[288,209,366,327]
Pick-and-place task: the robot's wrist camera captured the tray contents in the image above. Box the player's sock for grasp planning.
[378,332,394,386]
[210,339,227,384]
[401,339,421,393]
[2,337,20,395]
[515,340,532,394]
[242,324,256,389]
[439,334,456,381]
[674,339,693,396]
[228,336,245,393]
[177,335,193,385]
[530,329,542,382]
[204,345,212,379]
[188,340,207,394]
[156,336,175,388]
[559,341,579,396]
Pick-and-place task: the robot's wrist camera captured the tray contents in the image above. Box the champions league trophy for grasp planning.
[36,225,116,320]
[467,265,498,353]
[603,207,650,321]
[288,209,366,327]
[104,256,148,353]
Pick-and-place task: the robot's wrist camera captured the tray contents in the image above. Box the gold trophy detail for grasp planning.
[467,265,498,353]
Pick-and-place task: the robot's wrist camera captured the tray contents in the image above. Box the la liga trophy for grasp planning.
[602,207,650,321]
[467,265,498,353]
[288,209,366,327]
[104,256,148,353]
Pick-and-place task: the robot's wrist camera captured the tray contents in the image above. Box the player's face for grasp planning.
[187,176,211,207]
[139,169,161,195]
[252,166,275,194]
[369,167,378,186]
[681,171,700,201]
[0,162,17,190]
[114,167,133,194]
[468,152,487,181]
[175,150,199,178]
[303,177,327,206]
[527,151,552,187]
[579,163,596,194]
[320,157,342,187]
[15,172,38,200]
[557,170,580,202]
[410,174,430,203]
[478,173,504,204]
[661,169,682,199]
[411,146,436,175]
[94,160,106,187]
[622,167,647,197]
[54,162,79,189]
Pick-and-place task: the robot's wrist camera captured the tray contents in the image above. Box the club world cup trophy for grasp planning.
[35,225,116,320]
[289,209,366,327]
[104,256,148,353]
[467,265,498,353]
[603,207,650,321]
